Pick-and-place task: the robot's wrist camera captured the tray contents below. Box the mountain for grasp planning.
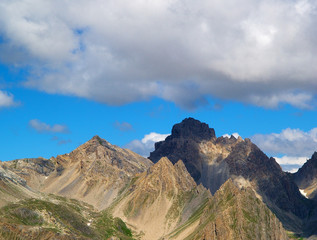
[111,157,211,239]
[170,179,288,240]
[293,152,317,200]
[149,117,312,233]
[110,157,289,240]
[0,125,309,239]
[0,161,134,240]
[0,165,38,208]
[1,135,152,210]
[0,195,134,240]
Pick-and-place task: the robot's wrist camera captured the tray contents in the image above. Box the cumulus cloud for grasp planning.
[114,121,133,132]
[222,133,240,139]
[275,156,308,165]
[0,90,17,107]
[251,128,317,157]
[251,128,317,171]
[1,0,317,109]
[125,132,169,157]
[29,119,70,134]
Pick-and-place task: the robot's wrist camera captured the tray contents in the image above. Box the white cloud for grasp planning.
[251,128,317,157]
[1,0,317,109]
[222,133,240,139]
[275,156,308,165]
[0,90,17,108]
[125,132,169,157]
[29,119,69,134]
[252,128,317,170]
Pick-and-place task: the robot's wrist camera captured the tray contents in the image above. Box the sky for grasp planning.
[0,0,317,173]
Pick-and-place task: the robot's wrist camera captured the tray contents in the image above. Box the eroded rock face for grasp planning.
[149,118,311,233]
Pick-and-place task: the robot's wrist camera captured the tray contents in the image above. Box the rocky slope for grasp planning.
[171,179,289,240]
[2,136,153,210]
[0,161,134,240]
[0,196,134,240]
[149,118,312,233]
[111,157,211,240]
[0,165,39,208]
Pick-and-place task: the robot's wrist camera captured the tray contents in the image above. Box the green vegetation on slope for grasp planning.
[0,197,134,240]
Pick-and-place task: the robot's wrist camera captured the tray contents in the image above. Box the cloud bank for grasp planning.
[251,128,317,157]
[251,128,317,171]
[29,119,70,134]
[125,132,169,157]
[0,0,317,109]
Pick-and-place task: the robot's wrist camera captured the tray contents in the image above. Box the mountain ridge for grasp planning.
[149,117,314,234]
[1,118,315,239]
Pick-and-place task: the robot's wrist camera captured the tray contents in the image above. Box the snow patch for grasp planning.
[299,189,308,198]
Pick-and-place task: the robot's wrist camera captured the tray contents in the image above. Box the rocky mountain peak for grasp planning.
[170,117,216,141]
[143,157,197,194]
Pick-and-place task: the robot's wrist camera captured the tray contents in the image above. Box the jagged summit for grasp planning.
[169,117,216,141]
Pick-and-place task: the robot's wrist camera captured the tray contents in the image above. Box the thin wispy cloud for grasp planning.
[29,119,70,134]
[51,136,72,145]
[0,0,316,109]
[0,90,18,108]
[114,121,133,132]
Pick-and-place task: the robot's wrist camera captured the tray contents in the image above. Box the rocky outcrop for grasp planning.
[2,136,153,210]
[149,118,311,233]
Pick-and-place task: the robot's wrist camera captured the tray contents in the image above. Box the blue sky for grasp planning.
[1,0,317,172]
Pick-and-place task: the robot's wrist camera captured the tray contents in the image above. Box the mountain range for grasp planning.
[1,118,317,239]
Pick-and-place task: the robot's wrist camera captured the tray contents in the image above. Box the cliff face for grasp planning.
[1,136,153,210]
[149,118,311,232]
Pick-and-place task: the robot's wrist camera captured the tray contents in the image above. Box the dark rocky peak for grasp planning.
[294,152,317,175]
[170,117,216,141]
